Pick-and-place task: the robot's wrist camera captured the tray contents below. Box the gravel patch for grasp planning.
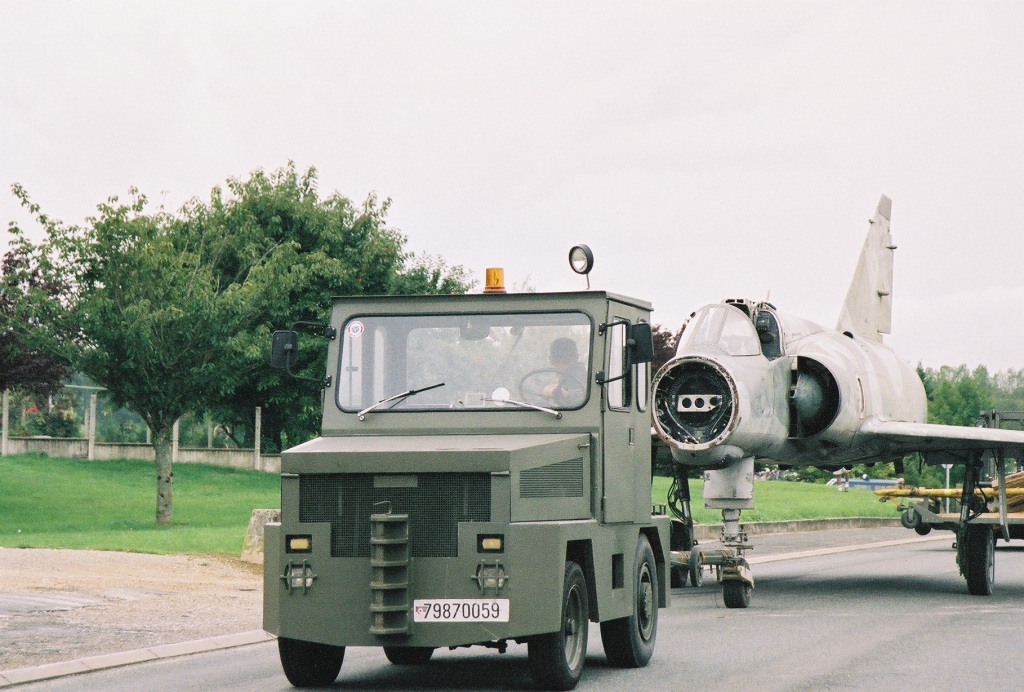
[0,548,262,671]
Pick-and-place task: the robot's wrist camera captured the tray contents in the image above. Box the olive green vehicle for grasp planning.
[264,282,670,690]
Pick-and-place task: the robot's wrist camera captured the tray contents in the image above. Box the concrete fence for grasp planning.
[1,390,281,473]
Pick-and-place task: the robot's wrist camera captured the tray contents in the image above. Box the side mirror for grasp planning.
[271,330,299,369]
[628,322,654,364]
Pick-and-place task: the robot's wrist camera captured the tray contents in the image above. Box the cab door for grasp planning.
[600,303,651,524]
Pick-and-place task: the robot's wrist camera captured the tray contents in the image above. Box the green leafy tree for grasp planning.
[991,368,1024,414]
[11,185,266,524]
[921,364,993,426]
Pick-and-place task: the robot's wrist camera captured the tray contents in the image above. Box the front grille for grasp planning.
[299,473,491,558]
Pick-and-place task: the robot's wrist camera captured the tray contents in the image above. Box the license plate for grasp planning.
[413,599,509,622]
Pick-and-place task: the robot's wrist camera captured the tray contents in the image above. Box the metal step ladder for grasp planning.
[369,510,412,636]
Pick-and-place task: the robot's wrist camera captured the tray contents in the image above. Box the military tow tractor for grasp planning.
[878,410,1024,596]
[263,248,671,690]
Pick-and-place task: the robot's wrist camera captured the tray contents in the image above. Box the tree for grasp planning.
[650,323,682,375]
[82,191,266,523]
[920,364,993,427]
[11,185,266,524]
[1,215,74,395]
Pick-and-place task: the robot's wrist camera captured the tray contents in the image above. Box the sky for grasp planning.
[2,1,1023,371]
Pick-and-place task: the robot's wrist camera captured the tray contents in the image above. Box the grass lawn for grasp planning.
[0,454,279,555]
[651,475,900,523]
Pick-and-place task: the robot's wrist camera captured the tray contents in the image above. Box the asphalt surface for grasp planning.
[10,526,1015,690]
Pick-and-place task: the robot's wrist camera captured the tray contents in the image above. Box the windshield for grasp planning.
[337,311,593,412]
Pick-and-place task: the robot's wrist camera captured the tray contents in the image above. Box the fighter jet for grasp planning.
[652,195,1024,607]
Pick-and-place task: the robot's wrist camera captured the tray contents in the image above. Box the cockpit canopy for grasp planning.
[678,304,762,357]
[677,302,785,360]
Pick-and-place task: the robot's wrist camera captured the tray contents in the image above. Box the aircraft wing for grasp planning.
[858,418,1024,457]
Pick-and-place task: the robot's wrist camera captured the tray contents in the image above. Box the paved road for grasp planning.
[17,531,1024,691]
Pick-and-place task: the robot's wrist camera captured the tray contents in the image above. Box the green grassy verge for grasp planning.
[651,476,899,523]
[0,454,279,555]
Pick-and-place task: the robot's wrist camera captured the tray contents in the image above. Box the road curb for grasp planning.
[0,630,275,687]
[693,516,901,541]
[746,532,949,565]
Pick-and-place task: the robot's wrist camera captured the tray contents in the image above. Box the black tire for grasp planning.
[688,548,704,588]
[722,579,751,609]
[278,637,345,688]
[383,646,434,665]
[528,561,589,690]
[901,508,919,530]
[670,565,688,588]
[601,535,658,668]
[914,524,932,536]
[965,524,995,596]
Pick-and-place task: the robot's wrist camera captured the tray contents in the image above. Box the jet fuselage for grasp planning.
[652,300,926,469]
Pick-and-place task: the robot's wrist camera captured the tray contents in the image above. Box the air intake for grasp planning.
[520,457,585,498]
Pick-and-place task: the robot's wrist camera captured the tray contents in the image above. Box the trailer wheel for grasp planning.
[278,637,344,688]
[901,508,919,530]
[914,524,932,536]
[722,579,751,609]
[601,535,658,668]
[383,646,434,665]
[528,561,589,690]
[688,547,704,588]
[965,524,995,596]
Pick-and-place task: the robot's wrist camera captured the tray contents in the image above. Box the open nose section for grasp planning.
[652,356,738,450]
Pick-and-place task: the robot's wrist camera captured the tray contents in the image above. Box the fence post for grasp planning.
[87,393,97,460]
[172,418,179,464]
[206,412,213,448]
[1,389,9,457]
[254,406,262,471]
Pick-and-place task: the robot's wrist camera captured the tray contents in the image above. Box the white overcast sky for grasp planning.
[2,2,1022,371]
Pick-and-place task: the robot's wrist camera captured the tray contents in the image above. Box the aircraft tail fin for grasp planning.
[836,195,894,342]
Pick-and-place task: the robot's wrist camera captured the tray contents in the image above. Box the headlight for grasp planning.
[286,535,312,553]
[478,534,504,553]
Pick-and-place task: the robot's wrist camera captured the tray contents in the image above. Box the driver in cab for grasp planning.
[543,338,586,407]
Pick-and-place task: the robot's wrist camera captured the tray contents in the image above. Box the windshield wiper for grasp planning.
[484,397,562,419]
[358,382,446,421]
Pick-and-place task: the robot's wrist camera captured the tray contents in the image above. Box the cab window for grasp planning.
[607,321,630,410]
[337,311,593,412]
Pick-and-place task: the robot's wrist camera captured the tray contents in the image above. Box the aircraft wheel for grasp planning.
[383,646,434,665]
[601,535,658,668]
[529,561,589,690]
[965,524,995,596]
[722,579,751,609]
[278,637,345,688]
